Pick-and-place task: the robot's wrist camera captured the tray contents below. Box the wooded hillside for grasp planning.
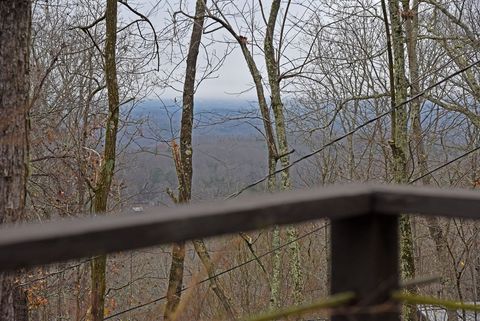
[1,0,480,320]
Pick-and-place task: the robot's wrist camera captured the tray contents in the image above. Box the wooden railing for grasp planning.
[2,184,480,321]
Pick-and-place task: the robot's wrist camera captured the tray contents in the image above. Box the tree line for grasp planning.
[1,0,480,320]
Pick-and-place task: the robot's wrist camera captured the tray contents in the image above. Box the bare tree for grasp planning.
[195,0,323,307]
[164,1,237,319]
[90,0,120,320]
[163,1,208,318]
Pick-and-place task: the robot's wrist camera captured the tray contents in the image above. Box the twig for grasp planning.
[240,291,356,321]
[400,275,441,290]
[392,291,480,311]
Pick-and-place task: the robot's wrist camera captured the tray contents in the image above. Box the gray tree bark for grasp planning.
[383,1,417,320]
[0,1,31,320]
[264,0,303,308]
[90,0,120,320]
[164,1,238,320]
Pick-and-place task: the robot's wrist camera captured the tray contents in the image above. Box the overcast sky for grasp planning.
[189,47,257,100]
[121,0,280,100]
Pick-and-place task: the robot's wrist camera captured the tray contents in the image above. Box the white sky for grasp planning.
[195,49,257,100]
[120,0,284,100]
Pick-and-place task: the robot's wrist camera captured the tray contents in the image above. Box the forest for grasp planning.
[0,0,480,320]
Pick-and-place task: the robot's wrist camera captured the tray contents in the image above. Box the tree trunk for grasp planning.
[164,241,186,321]
[238,42,279,177]
[90,0,120,320]
[0,1,31,320]
[164,1,235,320]
[403,1,458,319]
[386,1,416,320]
[193,240,236,318]
[236,33,281,309]
[264,0,303,307]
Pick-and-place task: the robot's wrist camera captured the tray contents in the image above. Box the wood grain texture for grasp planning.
[0,185,371,271]
[331,214,399,321]
[1,184,480,271]
[372,185,480,218]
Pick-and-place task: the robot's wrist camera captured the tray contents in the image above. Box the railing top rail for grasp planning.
[372,185,480,218]
[0,184,480,271]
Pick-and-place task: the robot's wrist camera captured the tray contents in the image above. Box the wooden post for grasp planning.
[331,214,400,321]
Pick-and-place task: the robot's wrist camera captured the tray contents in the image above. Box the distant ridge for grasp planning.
[128,99,264,138]
[135,98,257,114]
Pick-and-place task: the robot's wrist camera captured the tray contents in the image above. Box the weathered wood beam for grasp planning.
[331,214,399,321]
[1,184,480,272]
[372,185,480,219]
[0,185,371,271]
